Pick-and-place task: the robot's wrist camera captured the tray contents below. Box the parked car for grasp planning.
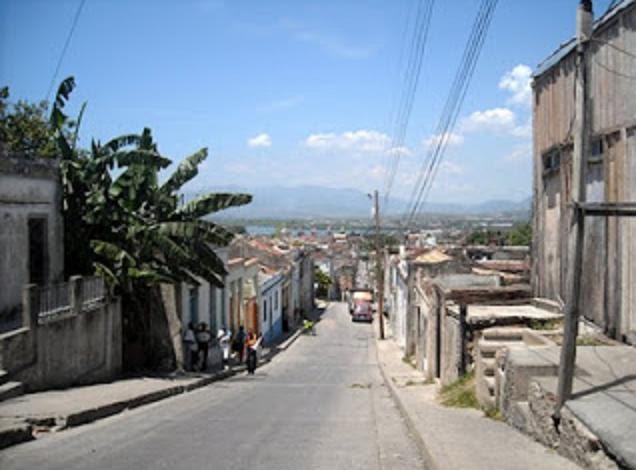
[348,289,373,314]
[351,301,372,322]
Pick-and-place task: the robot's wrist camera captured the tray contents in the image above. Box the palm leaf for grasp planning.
[49,76,75,129]
[103,134,141,153]
[157,220,235,246]
[160,148,207,195]
[175,193,252,218]
[71,102,87,151]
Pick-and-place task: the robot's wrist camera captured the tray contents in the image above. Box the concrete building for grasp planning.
[230,237,314,330]
[532,0,636,342]
[259,271,284,344]
[0,153,65,329]
[225,257,260,335]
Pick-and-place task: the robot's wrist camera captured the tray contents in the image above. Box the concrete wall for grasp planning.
[440,311,463,386]
[0,278,122,392]
[0,156,64,324]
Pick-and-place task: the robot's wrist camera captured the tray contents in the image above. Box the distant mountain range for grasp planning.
[185,185,531,220]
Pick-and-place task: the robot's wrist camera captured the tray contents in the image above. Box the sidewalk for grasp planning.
[375,335,580,469]
[0,325,304,450]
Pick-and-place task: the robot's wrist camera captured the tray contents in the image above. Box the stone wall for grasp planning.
[0,278,122,392]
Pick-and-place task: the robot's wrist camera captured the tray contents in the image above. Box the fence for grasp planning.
[37,276,106,323]
[37,282,70,319]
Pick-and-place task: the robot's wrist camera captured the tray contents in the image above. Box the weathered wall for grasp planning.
[0,157,64,322]
[0,282,122,392]
[533,3,636,341]
[440,310,462,386]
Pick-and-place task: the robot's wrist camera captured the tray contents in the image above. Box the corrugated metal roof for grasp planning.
[534,0,635,78]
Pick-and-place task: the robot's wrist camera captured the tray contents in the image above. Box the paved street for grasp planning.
[0,302,424,470]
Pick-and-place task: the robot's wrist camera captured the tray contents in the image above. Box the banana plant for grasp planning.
[50,77,252,294]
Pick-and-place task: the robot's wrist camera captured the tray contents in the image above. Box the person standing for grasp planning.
[183,322,198,371]
[246,333,263,375]
[233,326,246,363]
[218,326,231,369]
[196,322,212,371]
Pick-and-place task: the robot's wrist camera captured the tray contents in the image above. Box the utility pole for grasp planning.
[555,0,593,421]
[374,190,385,340]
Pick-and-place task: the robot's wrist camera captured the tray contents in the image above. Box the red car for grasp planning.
[352,301,373,322]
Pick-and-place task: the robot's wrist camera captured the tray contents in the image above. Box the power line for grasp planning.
[402,0,498,228]
[382,0,435,209]
[45,0,87,102]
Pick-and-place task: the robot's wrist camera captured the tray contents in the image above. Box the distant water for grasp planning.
[246,225,331,237]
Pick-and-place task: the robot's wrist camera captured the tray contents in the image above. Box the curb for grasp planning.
[0,369,237,451]
[0,421,33,450]
[276,328,303,352]
[0,326,307,451]
[375,338,439,470]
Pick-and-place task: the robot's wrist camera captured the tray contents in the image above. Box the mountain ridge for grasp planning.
[184,185,531,219]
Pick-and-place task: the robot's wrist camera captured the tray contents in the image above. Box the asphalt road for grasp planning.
[0,302,424,470]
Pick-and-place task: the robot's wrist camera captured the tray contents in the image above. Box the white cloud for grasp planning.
[462,108,516,133]
[247,133,272,148]
[499,64,532,108]
[304,129,391,154]
[439,160,464,176]
[387,146,413,157]
[424,132,465,149]
[370,164,387,179]
[510,119,532,139]
[503,144,532,163]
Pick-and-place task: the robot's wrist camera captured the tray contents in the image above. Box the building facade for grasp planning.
[0,154,65,328]
[532,0,636,342]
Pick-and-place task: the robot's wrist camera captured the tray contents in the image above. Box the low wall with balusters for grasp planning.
[0,275,122,392]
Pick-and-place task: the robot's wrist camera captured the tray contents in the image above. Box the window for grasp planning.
[589,137,604,163]
[263,300,268,322]
[591,137,604,157]
[542,148,561,173]
[28,217,48,285]
[209,286,217,333]
[189,286,199,324]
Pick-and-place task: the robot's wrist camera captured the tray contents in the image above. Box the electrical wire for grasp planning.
[382,0,435,210]
[402,0,498,228]
[45,0,87,102]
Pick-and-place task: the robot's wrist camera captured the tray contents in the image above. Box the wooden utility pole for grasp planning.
[555,0,593,420]
[374,190,385,340]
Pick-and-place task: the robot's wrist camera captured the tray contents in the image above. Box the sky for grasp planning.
[0,0,616,205]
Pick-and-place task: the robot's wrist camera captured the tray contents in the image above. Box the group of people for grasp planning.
[184,323,263,374]
[183,322,213,371]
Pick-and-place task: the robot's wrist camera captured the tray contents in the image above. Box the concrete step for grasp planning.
[0,381,23,402]
[0,370,8,385]
[478,340,522,358]
[481,358,496,376]
[480,392,495,409]
[484,376,495,396]
[481,328,528,342]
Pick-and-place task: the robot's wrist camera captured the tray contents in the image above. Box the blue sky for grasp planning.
[0,0,615,204]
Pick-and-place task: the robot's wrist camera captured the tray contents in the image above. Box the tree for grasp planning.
[507,222,532,246]
[51,77,252,369]
[0,86,61,158]
[314,267,332,298]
